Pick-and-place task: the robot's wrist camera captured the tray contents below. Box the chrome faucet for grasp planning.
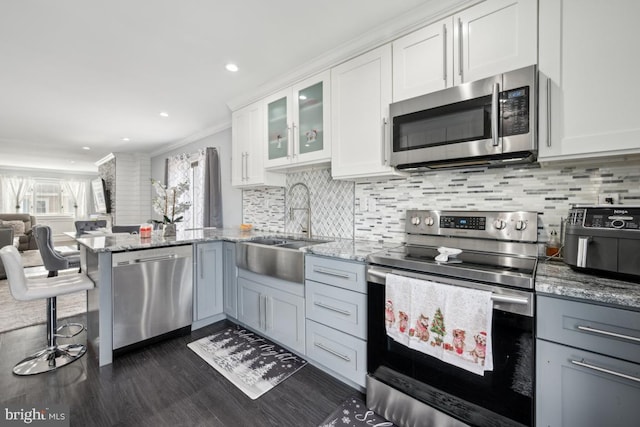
[288,182,311,238]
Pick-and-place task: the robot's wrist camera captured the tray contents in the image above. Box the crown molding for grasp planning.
[95,152,115,166]
[149,121,232,158]
[227,0,479,111]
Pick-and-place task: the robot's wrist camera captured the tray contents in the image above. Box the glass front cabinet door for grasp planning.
[265,70,331,169]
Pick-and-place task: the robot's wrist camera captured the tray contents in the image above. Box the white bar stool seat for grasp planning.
[0,245,95,375]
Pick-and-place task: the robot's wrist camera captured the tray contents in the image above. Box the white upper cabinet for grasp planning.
[231,101,285,188]
[393,17,454,102]
[455,0,537,85]
[331,45,401,180]
[264,70,331,171]
[392,0,537,102]
[538,0,640,161]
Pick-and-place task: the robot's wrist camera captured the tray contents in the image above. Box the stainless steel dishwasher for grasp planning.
[112,245,192,350]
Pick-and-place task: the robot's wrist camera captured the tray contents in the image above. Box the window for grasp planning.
[21,179,76,215]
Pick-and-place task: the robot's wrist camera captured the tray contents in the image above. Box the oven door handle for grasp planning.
[367,267,531,306]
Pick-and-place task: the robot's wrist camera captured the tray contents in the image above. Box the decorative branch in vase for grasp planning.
[151,179,190,236]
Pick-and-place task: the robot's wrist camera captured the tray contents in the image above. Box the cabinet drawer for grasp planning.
[536,339,640,427]
[306,320,367,387]
[305,255,366,293]
[537,295,640,364]
[305,280,367,339]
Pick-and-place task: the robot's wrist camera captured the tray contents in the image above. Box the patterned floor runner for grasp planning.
[188,325,307,400]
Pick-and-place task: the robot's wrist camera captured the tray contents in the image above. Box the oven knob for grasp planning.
[494,219,507,230]
[424,216,435,226]
[410,216,421,226]
[611,219,625,229]
[515,220,527,231]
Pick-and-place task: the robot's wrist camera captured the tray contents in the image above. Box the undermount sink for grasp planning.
[236,236,332,283]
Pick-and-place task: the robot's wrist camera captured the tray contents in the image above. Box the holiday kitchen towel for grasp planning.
[385,273,493,375]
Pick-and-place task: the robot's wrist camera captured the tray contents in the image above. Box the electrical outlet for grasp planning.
[597,193,619,205]
[358,198,368,213]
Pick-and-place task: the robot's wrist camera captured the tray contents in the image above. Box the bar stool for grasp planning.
[33,225,80,278]
[0,246,94,375]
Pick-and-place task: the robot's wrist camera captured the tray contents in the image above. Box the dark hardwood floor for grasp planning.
[0,316,362,426]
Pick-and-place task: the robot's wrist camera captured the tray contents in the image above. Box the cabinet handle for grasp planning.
[199,248,204,279]
[576,325,640,343]
[442,24,447,82]
[287,126,292,159]
[243,152,248,181]
[546,78,552,148]
[570,359,640,383]
[292,122,298,158]
[314,342,351,362]
[259,295,266,330]
[458,18,463,80]
[313,267,350,280]
[381,118,389,166]
[313,301,352,316]
[491,82,500,147]
[265,296,271,330]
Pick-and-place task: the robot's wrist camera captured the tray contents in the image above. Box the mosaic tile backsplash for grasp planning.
[242,160,640,244]
[243,168,355,239]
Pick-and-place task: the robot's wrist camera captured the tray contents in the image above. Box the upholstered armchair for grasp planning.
[0,213,37,251]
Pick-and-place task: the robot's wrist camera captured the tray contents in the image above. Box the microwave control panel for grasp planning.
[500,86,529,137]
[568,206,640,230]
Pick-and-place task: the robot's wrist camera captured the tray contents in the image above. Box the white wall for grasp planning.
[150,127,242,228]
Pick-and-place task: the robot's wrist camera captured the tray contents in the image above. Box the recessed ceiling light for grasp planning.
[225,63,239,72]
[82,146,90,150]
[122,137,130,142]
[159,112,169,118]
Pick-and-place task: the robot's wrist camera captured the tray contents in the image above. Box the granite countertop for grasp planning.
[74,228,273,252]
[302,238,400,263]
[74,228,393,259]
[75,228,639,310]
[536,260,640,310]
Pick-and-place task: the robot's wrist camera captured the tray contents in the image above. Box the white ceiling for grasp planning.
[0,0,447,173]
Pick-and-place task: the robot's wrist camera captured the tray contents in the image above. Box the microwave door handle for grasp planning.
[492,82,500,147]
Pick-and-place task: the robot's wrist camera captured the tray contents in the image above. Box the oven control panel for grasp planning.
[406,209,538,242]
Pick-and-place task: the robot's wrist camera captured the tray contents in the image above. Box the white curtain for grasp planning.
[166,149,206,230]
[0,176,34,212]
[63,180,87,218]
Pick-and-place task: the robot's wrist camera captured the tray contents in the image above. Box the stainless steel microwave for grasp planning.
[390,65,537,170]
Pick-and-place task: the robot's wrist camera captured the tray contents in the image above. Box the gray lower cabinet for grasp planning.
[304,254,367,388]
[193,242,223,327]
[223,241,238,319]
[237,268,305,354]
[536,295,640,427]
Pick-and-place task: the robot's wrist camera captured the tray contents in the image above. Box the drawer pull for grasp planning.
[577,325,640,343]
[314,342,351,362]
[313,267,350,280]
[570,359,640,383]
[314,301,352,316]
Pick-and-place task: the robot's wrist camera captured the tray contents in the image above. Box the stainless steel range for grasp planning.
[366,209,538,427]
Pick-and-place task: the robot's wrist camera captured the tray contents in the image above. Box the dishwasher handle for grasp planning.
[115,254,183,266]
